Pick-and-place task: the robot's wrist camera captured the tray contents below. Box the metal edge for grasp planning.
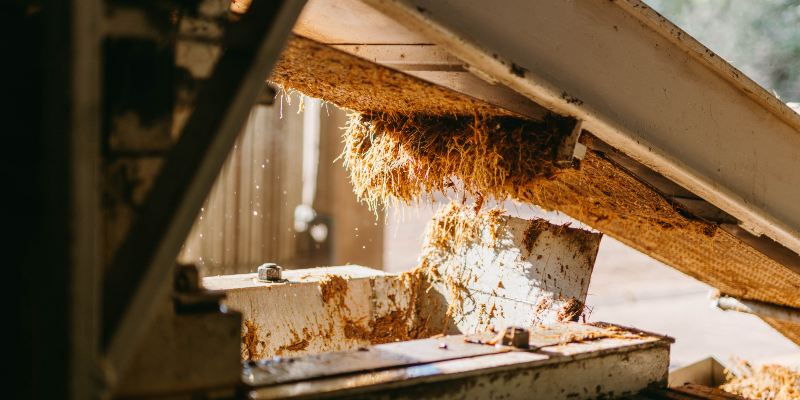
[614,0,800,132]
[247,338,672,399]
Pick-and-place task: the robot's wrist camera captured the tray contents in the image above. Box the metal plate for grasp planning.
[248,352,550,399]
[243,336,504,386]
[424,213,602,333]
[245,324,673,400]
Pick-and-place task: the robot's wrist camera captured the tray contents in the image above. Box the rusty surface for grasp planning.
[245,322,672,400]
[244,335,504,387]
[416,203,601,333]
[242,318,267,362]
[275,328,311,355]
[319,274,349,306]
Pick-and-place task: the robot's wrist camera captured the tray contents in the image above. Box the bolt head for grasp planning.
[501,327,530,349]
[258,263,282,281]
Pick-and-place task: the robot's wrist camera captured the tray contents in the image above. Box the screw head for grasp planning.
[258,263,282,281]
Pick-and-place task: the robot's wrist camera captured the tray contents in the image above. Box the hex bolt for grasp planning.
[258,263,282,281]
[502,327,530,349]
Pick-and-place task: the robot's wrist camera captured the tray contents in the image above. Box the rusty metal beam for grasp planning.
[101,0,307,388]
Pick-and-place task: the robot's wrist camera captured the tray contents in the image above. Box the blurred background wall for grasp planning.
[646,0,800,104]
[178,94,383,276]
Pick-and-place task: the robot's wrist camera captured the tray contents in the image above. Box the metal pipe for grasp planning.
[711,292,800,323]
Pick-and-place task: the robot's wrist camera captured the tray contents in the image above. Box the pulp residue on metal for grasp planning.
[721,358,800,400]
[269,35,800,342]
[319,273,430,345]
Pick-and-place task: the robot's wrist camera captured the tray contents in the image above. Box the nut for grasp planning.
[258,263,282,281]
[501,327,530,349]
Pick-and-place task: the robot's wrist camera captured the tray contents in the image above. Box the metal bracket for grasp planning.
[556,119,585,165]
[173,264,227,314]
[738,221,763,238]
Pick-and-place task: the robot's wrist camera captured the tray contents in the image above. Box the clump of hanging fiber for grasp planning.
[341,112,575,211]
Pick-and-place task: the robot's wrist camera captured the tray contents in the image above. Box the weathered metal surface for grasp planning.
[246,323,672,400]
[464,323,667,354]
[212,218,601,360]
[244,336,504,387]
[248,352,549,399]
[102,0,307,390]
[535,324,658,354]
[205,266,413,360]
[424,214,602,334]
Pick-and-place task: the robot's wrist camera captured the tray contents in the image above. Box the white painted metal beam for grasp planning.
[361,0,800,257]
[204,266,411,360]
[294,0,800,257]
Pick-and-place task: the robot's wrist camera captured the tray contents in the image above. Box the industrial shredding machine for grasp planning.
[93,0,800,398]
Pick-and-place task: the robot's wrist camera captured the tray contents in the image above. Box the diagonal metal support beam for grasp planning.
[360,0,800,257]
[101,0,307,387]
